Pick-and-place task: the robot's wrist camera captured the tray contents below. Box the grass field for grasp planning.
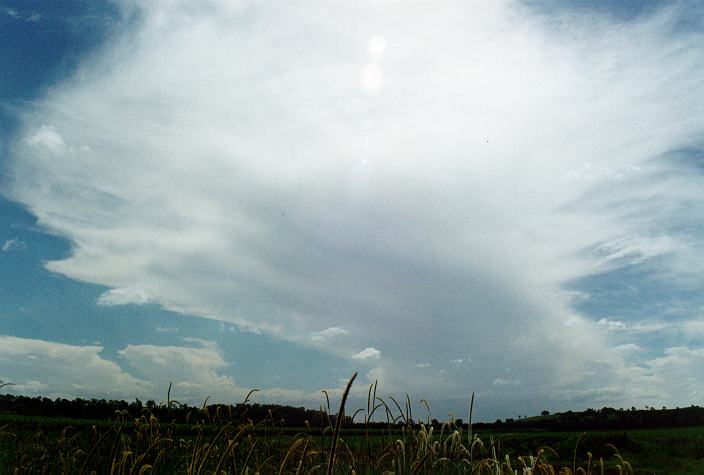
[1,414,644,474]
[1,376,702,473]
[5,412,704,473]
[474,428,704,475]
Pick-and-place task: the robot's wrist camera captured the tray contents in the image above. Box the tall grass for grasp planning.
[0,373,633,474]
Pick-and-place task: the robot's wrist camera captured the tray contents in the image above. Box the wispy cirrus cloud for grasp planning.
[2,6,39,22]
[5,0,704,411]
[2,238,26,252]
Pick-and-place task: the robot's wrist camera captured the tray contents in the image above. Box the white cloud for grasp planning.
[2,238,26,252]
[352,347,381,361]
[577,346,704,410]
[593,235,680,271]
[114,338,344,405]
[97,286,153,306]
[611,343,644,357]
[24,125,67,155]
[118,339,242,401]
[0,335,148,399]
[597,318,627,331]
[596,318,670,334]
[450,358,463,365]
[639,347,704,404]
[0,335,333,406]
[310,326,349,342]
[5,1,704,409]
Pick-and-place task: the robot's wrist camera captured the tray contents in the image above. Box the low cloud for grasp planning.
[0,335,335,406]
[0,335,148,399]
[117,339,243,401]
[352,347,381,361]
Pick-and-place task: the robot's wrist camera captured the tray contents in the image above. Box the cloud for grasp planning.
[310,326,349,342]
[5,1,704,409]
[0,335,148,398]
[0,335,333,406]
[97,286,153,306]
[2,7,18,19]
[117,339,244,401]
[352,347,381,361]
[24,125,67,155]
[2,7,39,22]
[611,343,643,357]
[568,345,704,410]
[493,378,522,386]
[161,340,360,403]
[639,347,704,405]
[596,318,627,331]
[593,235,680,271]
[117,338,337,404]
[2,238,26,252]
[595,318,670,334]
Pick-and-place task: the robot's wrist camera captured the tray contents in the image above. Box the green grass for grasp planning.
[5,415,679,474]
[4,374,695,473]
[459,427,704,475]
[3,418,701,473]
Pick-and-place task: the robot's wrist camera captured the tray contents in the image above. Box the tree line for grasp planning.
[3,393,704,431]
[0,393,334,428]
[473,405,704,431]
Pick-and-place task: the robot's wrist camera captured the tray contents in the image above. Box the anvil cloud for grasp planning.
[5,1,704,413]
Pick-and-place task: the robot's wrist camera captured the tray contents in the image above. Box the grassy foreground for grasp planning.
[0,373,652,473]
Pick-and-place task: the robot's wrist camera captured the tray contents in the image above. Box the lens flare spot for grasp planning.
[360,62,383,90]
[368,36,385,61]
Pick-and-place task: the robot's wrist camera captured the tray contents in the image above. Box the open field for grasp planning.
[1,413,642,474]
[4,414,704,473]
[5,419,702,473]
[2,377,703,473]
[476,428,704,475]
[6,417,704,474]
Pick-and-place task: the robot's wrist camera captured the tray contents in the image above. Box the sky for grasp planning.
[1,0,704,422]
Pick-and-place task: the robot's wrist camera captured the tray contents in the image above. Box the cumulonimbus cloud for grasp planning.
[5,1,704,409]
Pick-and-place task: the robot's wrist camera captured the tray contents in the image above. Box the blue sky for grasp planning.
[1,0,704,422]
